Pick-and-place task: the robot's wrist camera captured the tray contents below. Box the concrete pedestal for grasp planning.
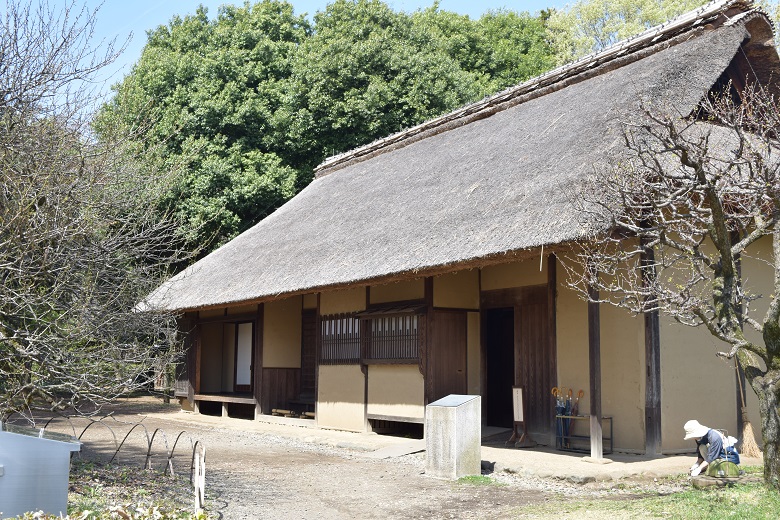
[425,394,481,479]
[0,423,81,517]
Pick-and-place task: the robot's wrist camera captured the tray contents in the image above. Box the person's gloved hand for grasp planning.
[691,466,702,477]
[690,463,699,472]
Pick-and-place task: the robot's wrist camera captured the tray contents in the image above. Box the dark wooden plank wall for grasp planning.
[517,301,551,437]
[301,309,317,397]
[428,310,467,403]
[177,312,197,403]
[261,368,301,411]
[253,304,264,412]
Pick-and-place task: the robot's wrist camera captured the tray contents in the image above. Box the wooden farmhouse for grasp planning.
[147,0,777,454]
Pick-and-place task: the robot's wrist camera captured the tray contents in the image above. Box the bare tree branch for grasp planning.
[0,1,190,422]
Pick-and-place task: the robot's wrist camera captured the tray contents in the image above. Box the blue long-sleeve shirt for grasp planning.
[697,429,725,463]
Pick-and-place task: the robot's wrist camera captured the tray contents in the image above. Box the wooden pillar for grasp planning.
[424,277,434,405]
[314,294,321,426]
[641,238,662,455]
[588,279,603,459]
[253,304,264,416]
[547,254,558,441]
[181,312,197,409]
[193,321,202,395]
[363,287,370,432]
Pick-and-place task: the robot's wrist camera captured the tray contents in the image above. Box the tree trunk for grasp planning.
[753,371,780,490]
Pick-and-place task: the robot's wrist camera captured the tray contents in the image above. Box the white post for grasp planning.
[193,445,206,512]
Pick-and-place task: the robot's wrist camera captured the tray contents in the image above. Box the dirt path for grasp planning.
[30,398,602,519]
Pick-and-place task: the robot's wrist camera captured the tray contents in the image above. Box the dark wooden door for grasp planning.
[429,311,467,403]
[486,307,515,428]
[516,301,552,439]
[300,309,317,399]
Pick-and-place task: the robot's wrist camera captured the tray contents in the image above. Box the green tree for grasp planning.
[413,6,554,93]
[101,1,309,253]
[275,0,554,177]
[547,0,708,65]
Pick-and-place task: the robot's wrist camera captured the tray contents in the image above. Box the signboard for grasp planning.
[512,387,524,422]
[507,386,534,448]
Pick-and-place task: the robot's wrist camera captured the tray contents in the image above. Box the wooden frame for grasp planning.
[320,313,361,365]
[480,276,556,442]
[233,321,254,393]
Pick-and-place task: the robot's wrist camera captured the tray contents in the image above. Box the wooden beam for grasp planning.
[424,277,434,404]
[314,293,321,426]
[547,254,558,442]
[194,322,202,395]
[363,287,370,432]
[253,304,264,416]
[588,279,603,459]
[180,313,196,406]
[641,239,662,456]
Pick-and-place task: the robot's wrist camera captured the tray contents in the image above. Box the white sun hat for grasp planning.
[683,419,710,440]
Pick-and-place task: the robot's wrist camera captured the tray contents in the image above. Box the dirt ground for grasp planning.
[22,397,674,519]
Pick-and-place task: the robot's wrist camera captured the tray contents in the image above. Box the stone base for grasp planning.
[582,456,613,465]
[691,475,741,489]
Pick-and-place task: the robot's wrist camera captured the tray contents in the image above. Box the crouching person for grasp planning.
[684,419,740,477]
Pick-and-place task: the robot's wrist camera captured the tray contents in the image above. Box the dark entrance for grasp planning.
[486,307,515,428]
[481,284,556,443]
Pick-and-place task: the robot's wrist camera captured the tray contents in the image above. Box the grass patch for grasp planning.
[458,475,501,486]
[64,459,206,519]
[515,479,780,519]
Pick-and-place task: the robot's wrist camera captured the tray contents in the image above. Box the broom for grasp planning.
[736,359,762,458]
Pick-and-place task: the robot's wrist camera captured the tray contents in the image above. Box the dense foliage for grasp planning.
[102,0,554,256]
[546,0,708,65]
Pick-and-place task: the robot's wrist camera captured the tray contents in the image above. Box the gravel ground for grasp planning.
[16,398,687,519]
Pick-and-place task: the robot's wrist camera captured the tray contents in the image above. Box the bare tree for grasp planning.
[0,1,186,421]
[566,84,780,488]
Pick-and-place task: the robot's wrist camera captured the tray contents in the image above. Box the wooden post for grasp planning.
[254,304,264,417]
[314,293,321,426]
[641,237,662,456]
[193,321,202,395]
[588,277,603,459]
[193,444,206,512]
[547,254,558,443]
[424,277,434,405]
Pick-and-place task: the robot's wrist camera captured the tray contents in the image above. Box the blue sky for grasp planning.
[82,1,568,93]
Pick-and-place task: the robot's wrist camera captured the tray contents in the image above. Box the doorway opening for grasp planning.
[486,307,514,428]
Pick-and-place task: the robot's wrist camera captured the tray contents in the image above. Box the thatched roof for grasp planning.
[146,1,779,312]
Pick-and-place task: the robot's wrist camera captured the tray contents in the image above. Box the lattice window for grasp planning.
[320,313,361,365]
[364,314,421,363]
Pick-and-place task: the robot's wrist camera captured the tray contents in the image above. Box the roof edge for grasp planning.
[314,0,756,178]
[160,241,582,313]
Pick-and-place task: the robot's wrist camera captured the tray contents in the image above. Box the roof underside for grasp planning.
[147,10,771,312]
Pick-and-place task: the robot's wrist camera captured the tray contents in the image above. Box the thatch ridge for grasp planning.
[315,0,756,178]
